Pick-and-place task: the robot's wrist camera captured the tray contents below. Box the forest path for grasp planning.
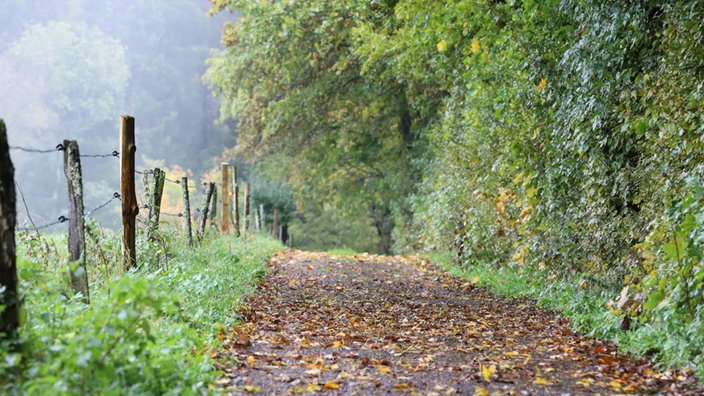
[214,251,700,395]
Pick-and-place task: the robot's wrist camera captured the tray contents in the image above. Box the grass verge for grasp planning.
[1,230,281,395]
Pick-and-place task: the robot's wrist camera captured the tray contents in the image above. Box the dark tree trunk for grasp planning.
[371,203,394,255]
[0,119,20,343]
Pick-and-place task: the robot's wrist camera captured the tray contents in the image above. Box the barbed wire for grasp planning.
[10,143,119,159]
[135,169,181,184]
[16,192,121,232]
[10,144,64,154]
[17,215,68,232]
[80,150,119,158]
[86,193,121,216]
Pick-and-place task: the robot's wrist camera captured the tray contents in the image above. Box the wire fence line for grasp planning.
[80,150,119,158]
[17,193,122,232]
[10,143,118,158]
[9,144,65,154]
[136,169,181,184]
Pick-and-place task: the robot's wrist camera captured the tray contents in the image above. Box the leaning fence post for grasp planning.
[148,168,165,240]
[221,163,229,234]
[181,177,193,247]
[272,208,279,239]
[120,115,139,270]
[63,140,89,304]
[233,165,240,237]
[0,119,20,343]
[243,182,250,237]
[198,182,215,240]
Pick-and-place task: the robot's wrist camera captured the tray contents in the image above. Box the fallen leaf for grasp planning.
[323,381,339,390]
[481,364,496,382]
[474,386,490,396]
[243,385,261,393]
[376,365,392,374]
[392,383,411,392]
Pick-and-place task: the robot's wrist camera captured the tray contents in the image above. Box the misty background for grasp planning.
[0,0,238,228]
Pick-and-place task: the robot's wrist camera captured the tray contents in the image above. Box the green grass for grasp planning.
[425,252,704,379]
[1,229,282,395]
[326,248,359,256]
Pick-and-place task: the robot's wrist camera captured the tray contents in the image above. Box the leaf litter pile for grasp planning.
[214,251,702,395]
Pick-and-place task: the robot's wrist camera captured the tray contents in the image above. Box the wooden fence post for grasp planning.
[233,165,240,237]
[63,140,89,304]
[243,182,250,237]
[181,177,193,247]
[272,208,279,239]
[210,185,217,227]
[120,115,139,270]
[148,168,165,240]
[221,163,229,234]
[198,182,215,240]
[0,119,20,343]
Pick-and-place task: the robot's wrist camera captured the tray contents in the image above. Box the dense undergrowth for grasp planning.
[0,226,281,395]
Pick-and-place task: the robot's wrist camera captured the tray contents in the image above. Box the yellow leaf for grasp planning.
[481,364,496,382]
[437,40,448,52]
[331,341,343,349]
[474,386,490,396]
[537,78,547,91]
[577,378,595,387]
[533,377,550,385]
[376,365,392,374]
[471,276,481,285]
[323,381,339,390]
[246,356,256,367]
[243,385,261,393]
[392,383,411,392]
[306,384,322,392]
[471,39,481,54]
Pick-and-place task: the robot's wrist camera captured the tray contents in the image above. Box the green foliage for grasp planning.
[207,0,425,253]
[1,230,281,395]
[208,0,704,372]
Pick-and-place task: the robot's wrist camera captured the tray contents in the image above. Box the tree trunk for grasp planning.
[371,202,394,255]
[0,119,19,344]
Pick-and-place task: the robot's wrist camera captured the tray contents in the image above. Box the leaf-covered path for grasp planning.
[215,251,701,395]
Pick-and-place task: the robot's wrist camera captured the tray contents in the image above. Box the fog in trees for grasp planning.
[0,0,237,228]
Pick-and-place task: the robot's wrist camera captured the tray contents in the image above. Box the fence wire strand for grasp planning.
[11,144,119,159]
[17,193,121,232]
[85,193,121,216]
[80,150,119,158]
[10,144,64,154]
[17,215,68,232]
[136,169,180,184]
